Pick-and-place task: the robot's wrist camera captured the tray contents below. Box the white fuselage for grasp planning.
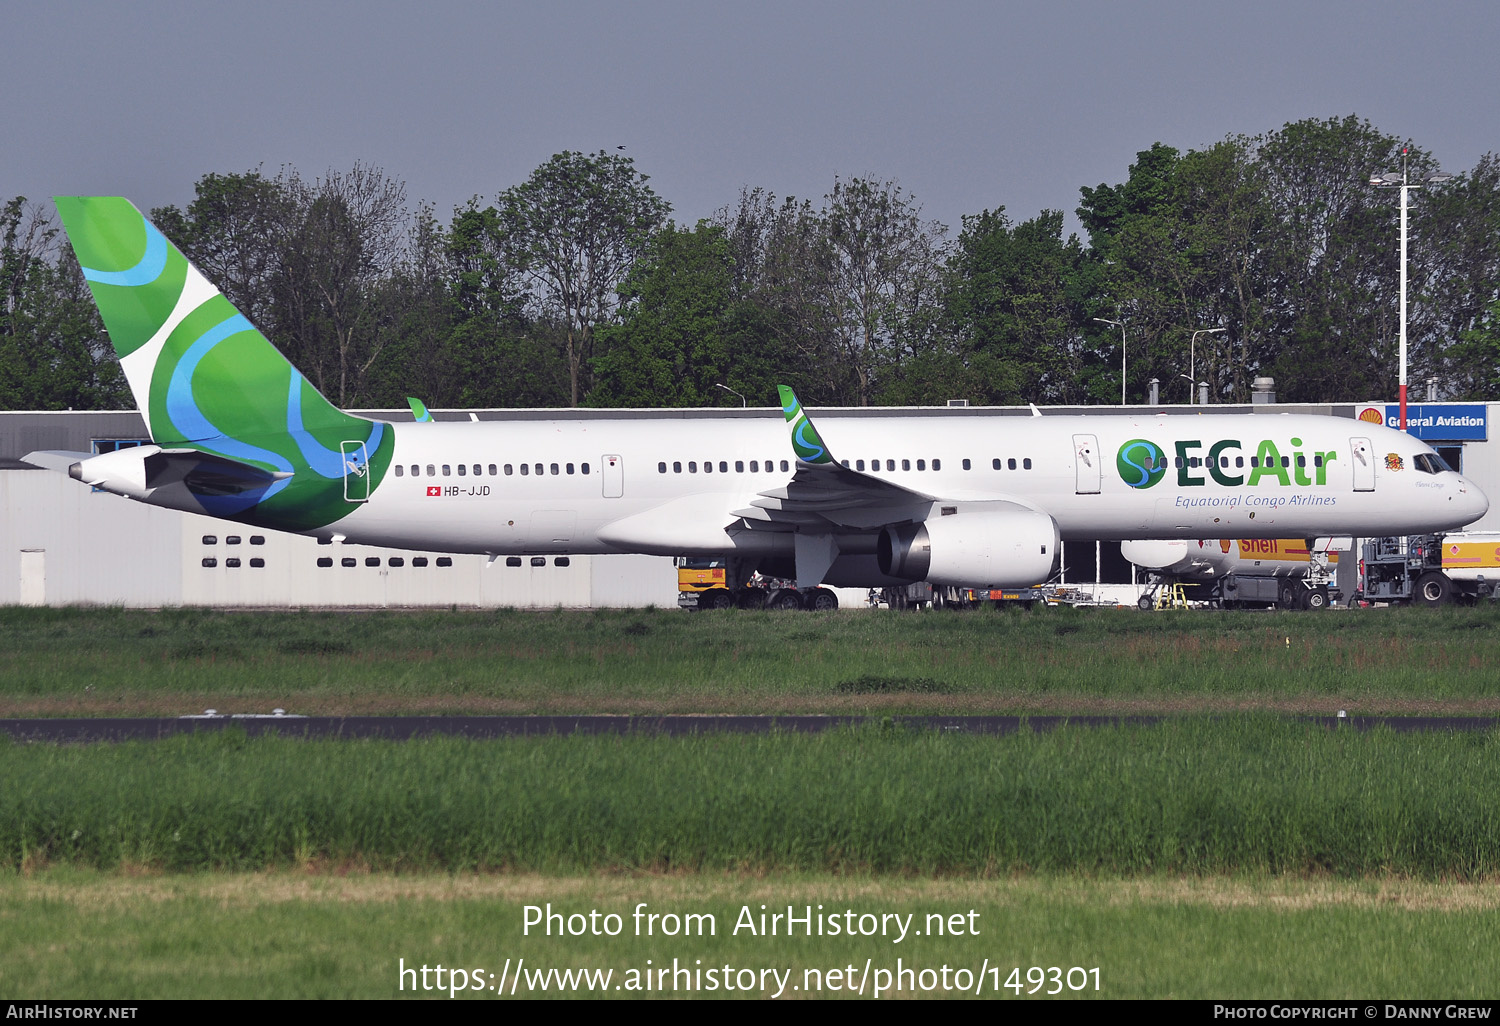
[326,410,1488,557]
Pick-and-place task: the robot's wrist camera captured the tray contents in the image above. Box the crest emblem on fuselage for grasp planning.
[1116,439,1167,489]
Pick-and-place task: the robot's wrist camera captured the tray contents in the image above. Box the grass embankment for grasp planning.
[4,871,1499,998]
[2,603,1500,716]
[6,721,1500,877]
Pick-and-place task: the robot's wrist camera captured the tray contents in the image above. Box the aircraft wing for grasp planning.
[731,387,941,531]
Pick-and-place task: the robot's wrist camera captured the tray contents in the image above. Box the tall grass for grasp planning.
[5,720,1500,877]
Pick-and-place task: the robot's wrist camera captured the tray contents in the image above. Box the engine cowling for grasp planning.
[877,511,1059,588]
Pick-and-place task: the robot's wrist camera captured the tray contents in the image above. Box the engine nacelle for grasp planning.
[877,511,1059,588]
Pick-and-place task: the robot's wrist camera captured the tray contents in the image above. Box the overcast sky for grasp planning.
[5,1,1497,240]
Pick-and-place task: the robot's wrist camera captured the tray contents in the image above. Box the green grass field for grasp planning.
[6,722,1500,877]
[5,604,1500,999]
[4,871,1498,999]
[2,603,1499,716]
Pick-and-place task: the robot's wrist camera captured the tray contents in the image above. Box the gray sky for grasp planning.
[6,0,1497,240]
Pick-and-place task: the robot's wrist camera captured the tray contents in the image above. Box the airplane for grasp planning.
[22,197,1492,607]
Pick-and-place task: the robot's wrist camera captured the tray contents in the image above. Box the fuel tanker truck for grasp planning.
[1122,538,1345,610]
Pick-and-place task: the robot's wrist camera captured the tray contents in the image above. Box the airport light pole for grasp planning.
[1369,151,1453,431]
[715,383,747,407]
[1094,317,1126,404]
[1188,328,1226,404]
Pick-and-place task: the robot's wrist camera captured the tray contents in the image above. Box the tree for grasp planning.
[923,208,1089,405]
[0,197,127,409]
[494,151,670,405]
[271,163,411,406]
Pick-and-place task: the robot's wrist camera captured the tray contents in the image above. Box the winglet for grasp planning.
[406,397,433,423]
[777,385,835,465]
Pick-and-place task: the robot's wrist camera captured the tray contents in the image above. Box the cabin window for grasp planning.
[457,464,466,476]
[1008,458,1017,470]
[1236,457,1244,468]
[413,557,429,567]
[1023,458,1032,470]
[719,461,728,473]
[750,460,759,472]
[395,465,404,477]
[202,558,217,568]
[658,462,667,474]
[963,459,971,470]
[426,464,436,476]
[933,458,941,471]
[365,557,381,567]
[581,463,589,475]
[250,558,264,568]
[317,557,333,568]
[782,461,790,472]
[436,557,453,567]
[530,557,545,567]
[225,558,241,568]
[488,464,498,476]
[555,557,571,567]
[520,464,529,476]
[442,465,451,476]
[504,464,514,475]
[506,556,522,567]
[855,460,865,471]
[673,461,682,473]
[226,536,241,545]
[566,463,575,475]
[250,536,265,545]
[202,535,217,545]
[388,557,404,567]
[735,461,744,472]
[993,458,1002,470]
[1296,455,1306,467]
[840,459,850,467]
[916,459,925,471]
[1313,455,1323,467]
[689,462,698,473]
[550,463,559,475]
[902,459,911,471]
[534,464,543,476]
[341,558,356,568]
[703,461,713,474]
[1281,456,1290,468]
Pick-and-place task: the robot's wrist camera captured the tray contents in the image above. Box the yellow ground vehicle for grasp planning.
[675,558,838,611]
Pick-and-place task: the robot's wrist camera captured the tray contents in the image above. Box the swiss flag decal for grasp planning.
[427,486,441,497]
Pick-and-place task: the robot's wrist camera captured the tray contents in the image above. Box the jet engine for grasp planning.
[877,511,1059,588]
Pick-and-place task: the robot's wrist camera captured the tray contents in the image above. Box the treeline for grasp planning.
[3,115,1499,412]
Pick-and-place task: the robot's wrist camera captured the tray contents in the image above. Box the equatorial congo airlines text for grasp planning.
[523,903,979,943]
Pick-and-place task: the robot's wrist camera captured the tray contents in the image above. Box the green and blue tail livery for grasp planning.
[778,385,835,466]
[53,197,391,530]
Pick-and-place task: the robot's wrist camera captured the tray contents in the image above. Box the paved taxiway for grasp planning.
[2,715,1498,742]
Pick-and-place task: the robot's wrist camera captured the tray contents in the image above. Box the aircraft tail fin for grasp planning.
[52,196,390,530]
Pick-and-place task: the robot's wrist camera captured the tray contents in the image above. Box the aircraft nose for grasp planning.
[1459,477,1490,522]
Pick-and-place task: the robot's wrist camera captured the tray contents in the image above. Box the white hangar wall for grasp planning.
[1,467,678,609]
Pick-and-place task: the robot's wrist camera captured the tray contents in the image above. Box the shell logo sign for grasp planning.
[1357,406,1384,425]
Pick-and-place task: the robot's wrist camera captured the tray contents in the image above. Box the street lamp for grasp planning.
[1094,317,1126,404]
[1370,151,1453,430]
[715,383,746,408]
[1188,328,1226,404]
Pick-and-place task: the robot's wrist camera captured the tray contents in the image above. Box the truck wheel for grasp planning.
[1278,584,1298,610]
[1415,571,1452,607]
[702,589,734,610]
[769,591,803,611]
[1305,587,1329,611]
[736,589,767,610]
[805,588,839,611]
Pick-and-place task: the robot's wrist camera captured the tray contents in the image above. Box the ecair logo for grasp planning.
[1114,437,1339,489]
[1117,439,1168,489]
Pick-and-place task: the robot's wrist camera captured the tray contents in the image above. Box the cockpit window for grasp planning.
[1414,453,1451,474]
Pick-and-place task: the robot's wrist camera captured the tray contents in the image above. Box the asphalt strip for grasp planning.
[1,714,1498,742]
